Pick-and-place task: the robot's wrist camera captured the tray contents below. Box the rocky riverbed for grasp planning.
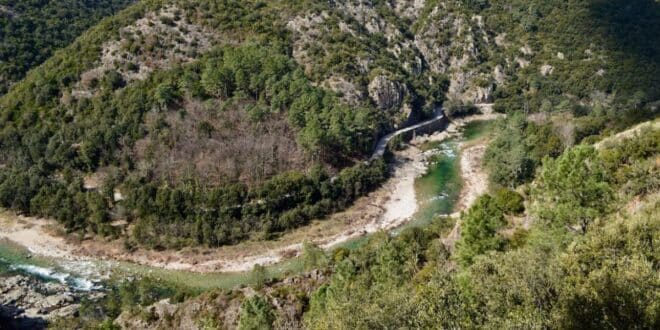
[0,275,104,329]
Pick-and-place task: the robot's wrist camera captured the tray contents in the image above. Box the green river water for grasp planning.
[0,120,493,291]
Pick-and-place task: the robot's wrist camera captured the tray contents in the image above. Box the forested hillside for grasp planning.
[1,0,654,328]
[0,0,658,252]
[54,124,660,329]
[301,124,660,329]
[0,0,135,94]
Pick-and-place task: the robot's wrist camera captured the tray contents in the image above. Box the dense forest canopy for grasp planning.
[0,0,135,94]
[0,0,409,248]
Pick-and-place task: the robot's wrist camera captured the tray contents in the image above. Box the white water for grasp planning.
[9,263,102,291]
[427,193,449,202]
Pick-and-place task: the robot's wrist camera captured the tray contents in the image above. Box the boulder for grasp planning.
[42,294,74,311]
[0,275,91,325]
[540,64,554,76]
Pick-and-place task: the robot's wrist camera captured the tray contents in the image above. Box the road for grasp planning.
[371,110,446,160]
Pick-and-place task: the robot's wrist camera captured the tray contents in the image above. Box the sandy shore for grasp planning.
[441,140,490,248]
[455,142,489,213]
[0,146,428,273]
[0,214,77,260]
[0,113,498,273]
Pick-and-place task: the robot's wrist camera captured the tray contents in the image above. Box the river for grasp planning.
[0,120,493,293]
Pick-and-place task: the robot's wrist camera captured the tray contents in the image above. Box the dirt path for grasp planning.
[0,112,498,273]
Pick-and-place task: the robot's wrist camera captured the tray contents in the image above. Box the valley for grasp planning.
[0,114,495,275]
[0,0,658,328]
[0,116,497,327]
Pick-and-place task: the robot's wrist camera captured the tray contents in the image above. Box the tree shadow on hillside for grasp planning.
[588,0,659,60]
[586,0,660,98]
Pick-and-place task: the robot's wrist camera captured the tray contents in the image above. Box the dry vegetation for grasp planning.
[132,99,308,186]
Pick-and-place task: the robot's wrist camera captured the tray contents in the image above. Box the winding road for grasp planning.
[371,110,446,160]
[370,103,494,160]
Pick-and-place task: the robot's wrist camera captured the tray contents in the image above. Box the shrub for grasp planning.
[455,195,508,266]
[238,295,275,330]
[491,188,525,215]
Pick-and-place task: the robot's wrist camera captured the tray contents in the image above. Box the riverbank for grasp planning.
[0,113,498,274]
[0,214,75,261]
[0,274,105,329]
[455,140,489,214]
[0,143,431,273]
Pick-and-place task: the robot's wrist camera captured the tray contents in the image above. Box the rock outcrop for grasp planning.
[286,0,430,128]
[115,270,328,330]
[540,64,554,76]
[368,75,405,111]
[0,275,101,329]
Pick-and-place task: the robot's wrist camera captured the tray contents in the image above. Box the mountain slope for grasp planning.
[0,0,135,94]
[59,122,660,329]
[0,0,658,250]
[3,0,657,328]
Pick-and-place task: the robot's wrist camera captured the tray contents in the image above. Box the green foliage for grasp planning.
[455,248,562,328]
[555,205,660,328]
[0,0,134,94]
[103,277,192,317]
[486,0,660,114]
[534,145,612,233]
[121,159,388,248]
[483,115,536,187]
[251,264,269,289]
[52,276,194,328]
[302,241,328,271]
[238,295,275,330]
[196,44,383,161]
[304,227,438,329]
[600,126,660,179]
[304,126,660,328]
[525,121,565,160]
[154,82,179,109]
[455,195,507,266]
[491,188,525,215]
[484,113,565,188]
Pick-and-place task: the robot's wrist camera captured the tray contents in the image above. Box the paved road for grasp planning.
[370,111,446,160]
[369,103,495,160]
